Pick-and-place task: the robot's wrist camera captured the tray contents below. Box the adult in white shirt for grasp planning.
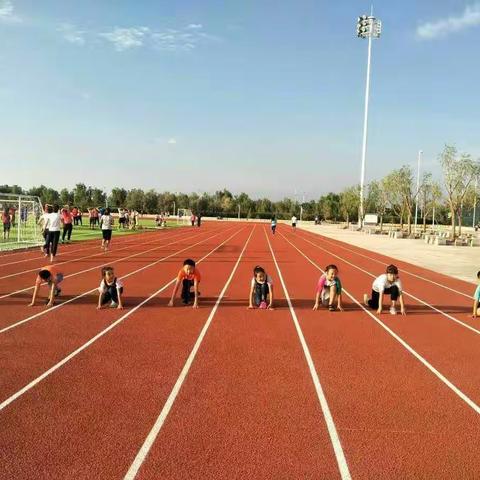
[44,204,62,262]
[100,208,114,252]
[291,215,298,231]
[364,264,406,315]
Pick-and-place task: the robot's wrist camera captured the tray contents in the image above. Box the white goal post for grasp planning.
[0,193,44,251]
[176,208,193,225]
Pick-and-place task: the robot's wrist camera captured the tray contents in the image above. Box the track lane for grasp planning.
[274,227,480,478]
[0,225,253,479]
[286,227,480,405]
[131,226,345,480]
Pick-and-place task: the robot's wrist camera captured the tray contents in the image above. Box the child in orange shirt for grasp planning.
[168,259,201,308]
[28,265,63,307]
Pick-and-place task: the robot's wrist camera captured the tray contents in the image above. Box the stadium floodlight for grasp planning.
[356,13,382,228]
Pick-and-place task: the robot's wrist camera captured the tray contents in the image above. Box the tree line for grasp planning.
[2,145,479,237]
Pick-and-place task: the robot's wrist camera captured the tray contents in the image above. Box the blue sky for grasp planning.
[1,0,479,199]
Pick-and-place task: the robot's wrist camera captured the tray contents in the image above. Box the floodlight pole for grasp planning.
[414,150,422,232]
[357,11,381,228]
[359,33,373,228]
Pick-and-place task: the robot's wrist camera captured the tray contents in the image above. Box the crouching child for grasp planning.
[29,265,63,307]
[97,266,124,309]
[168,259,201,308]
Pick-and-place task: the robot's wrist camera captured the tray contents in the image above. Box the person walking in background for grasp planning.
[61,206,73,243]
[196,214,202,227]
[44,204,62,262]
[100,207,113,252]
[271,216,277,235]
[2,207,11,241]
[291,214,297,231]
[71,206,79,226]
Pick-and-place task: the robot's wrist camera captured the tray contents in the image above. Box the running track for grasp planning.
[1,221,479,479]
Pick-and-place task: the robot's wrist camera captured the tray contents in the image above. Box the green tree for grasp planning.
[339,185,360,227]
[109,188,127,208]
[126,189,145,212]
[440,144,480,238]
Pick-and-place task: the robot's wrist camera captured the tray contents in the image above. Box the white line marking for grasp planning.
[0,227,234,334]
[280,231,480,416]
[264,228,351,480]
[0,226,221,300]
[291,229,480,337]
[123,226,255,480]
[0,227,247,412]
[299,228,473,298]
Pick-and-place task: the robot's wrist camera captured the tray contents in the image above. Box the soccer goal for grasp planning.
[0,193,44,251]
[177,208,193,225]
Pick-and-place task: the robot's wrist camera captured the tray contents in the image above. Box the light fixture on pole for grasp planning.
[414,150,423,232]
[356,12,382,228]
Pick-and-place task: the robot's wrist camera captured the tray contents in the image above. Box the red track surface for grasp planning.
[1,222,479,479]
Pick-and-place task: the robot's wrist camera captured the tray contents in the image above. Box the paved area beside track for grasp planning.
[298,223,480,285]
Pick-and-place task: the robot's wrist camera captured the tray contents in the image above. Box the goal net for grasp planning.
[0,193,44,251]
[177,208,193,225]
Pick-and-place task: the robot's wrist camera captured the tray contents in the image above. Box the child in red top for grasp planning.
[168,259,201,308]
[29,265,64,307]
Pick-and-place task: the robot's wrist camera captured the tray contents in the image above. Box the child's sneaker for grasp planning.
[328,304,335,312]
[110,301,118,308]
[389,306,397,315]
[259,301,267,309]
[363,294,369,307]
[54,288,61,297]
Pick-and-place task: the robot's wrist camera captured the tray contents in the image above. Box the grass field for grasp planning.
[0,219,183,251]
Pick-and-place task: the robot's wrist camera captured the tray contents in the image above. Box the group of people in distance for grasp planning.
[39,204,115,262]
[117,208,140,230]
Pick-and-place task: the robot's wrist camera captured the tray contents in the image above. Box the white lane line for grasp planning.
[299,228,473,299]
[0,226,247,412]
[291,229,480,337]
[0,226,221,300]
[264,228,351,480]
[0,227,233,334]
[280,231,480,416]
[0,228,159,267]
[0,229,189,280]
[123,226,255,480]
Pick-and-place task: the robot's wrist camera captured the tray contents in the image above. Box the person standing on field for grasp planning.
[44,204,62,262]
[61,206,73,243]
[100,208,114,252]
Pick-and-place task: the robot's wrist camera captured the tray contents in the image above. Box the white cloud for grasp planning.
[58,23,86,45]
[187,23,203,29]
[417,3,480,39]
[0,0,21,23]
[99,26,150,51]
[167,138,177,145]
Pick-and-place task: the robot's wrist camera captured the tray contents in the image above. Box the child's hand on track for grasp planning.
[337,306,344,312]
[192,303,199,309]
[28,302,34,307]
[46,302,53,308]
[312,304,319,311]
[117,305,124,310]
[247,305,254,309]
[376,308,382,315]
[167,300,174,307]
[401,309,406,316]
[268,304,274,310]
